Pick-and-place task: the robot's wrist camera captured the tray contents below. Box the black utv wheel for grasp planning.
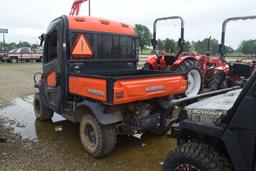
[33,93,54,120]
[80,114,117,158]
[163,142,231,171]
[208,70,227,91]
[175,60,202,97]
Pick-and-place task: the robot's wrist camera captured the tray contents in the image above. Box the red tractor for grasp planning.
[144,16,225,96]
[208,16,256,91]
[144,16,202,97]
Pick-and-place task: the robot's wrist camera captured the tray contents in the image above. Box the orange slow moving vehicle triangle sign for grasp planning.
[72,34,93,58]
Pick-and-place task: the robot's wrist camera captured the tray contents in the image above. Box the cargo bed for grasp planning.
[69,70,187,105]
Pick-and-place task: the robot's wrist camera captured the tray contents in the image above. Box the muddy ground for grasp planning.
[0,63,41,106]
[0,62,176,171]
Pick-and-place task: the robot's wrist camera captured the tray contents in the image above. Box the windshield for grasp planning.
[9,49,19,53]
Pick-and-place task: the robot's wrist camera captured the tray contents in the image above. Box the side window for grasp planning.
[45,30,58,63]
[25,48,30,53]
[20,48,26,53]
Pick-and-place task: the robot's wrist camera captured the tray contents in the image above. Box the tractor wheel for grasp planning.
[80,114,117,158]
[175,60,202,97]
[208,71,227,91]
[33,93,53,121]
[148,107,171,135]
[142,62,153,70]
[163,142,231,171]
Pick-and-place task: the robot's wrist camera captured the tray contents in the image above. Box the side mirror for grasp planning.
[151,39,157,49]
[39,33,45,46]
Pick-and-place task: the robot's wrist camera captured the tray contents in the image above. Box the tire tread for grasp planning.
[163,142,231,171]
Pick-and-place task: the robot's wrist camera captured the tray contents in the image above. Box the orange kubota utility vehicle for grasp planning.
[33,15,188,157]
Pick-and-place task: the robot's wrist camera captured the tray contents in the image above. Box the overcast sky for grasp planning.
[1,0,256,48]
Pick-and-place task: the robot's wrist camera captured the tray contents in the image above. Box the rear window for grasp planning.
[71,32,137,60]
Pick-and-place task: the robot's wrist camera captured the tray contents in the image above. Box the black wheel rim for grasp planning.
[84,124,96,144]
[175,164,200,171]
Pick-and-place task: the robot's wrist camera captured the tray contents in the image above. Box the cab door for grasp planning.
[42,18,66,113]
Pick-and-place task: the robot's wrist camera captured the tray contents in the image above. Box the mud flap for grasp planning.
[35,80,49,107]
[77,100,123,125]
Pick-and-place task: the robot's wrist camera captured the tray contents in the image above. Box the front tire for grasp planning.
[80,114,117,157]
[33,93,53,121]
[11,57,18,64]
[163,142,231,171]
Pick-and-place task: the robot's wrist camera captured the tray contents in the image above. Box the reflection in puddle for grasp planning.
[0,95,65,139]
[0,95,177,170]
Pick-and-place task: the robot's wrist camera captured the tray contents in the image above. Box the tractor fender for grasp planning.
[145,55,157,64]
[215,64,229,75]
[76,100,123,125]
[172,56,198,70]
[145,55,167,70]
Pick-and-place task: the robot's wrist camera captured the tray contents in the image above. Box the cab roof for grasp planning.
[67,15,136,36]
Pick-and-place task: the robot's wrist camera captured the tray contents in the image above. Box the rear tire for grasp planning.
[80,114,117,157]
[33,93,53,121]
[175,60,202,97]
[163,142,231,171]
[208,71,227,91]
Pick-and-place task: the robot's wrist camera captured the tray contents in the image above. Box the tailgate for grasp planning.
[113,75,187,104]
[69,75,187,105]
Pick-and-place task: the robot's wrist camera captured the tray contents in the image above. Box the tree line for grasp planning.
[1,24,256,56]
[135,24,256,56]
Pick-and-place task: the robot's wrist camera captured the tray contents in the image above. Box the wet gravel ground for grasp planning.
[0,62,177,170]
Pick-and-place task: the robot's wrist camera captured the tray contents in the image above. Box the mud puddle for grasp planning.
[0,95,66,140]
[0,95,177,170]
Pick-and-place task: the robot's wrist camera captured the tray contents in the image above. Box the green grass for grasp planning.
[141,49,153,55]
[225,56,245,62]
